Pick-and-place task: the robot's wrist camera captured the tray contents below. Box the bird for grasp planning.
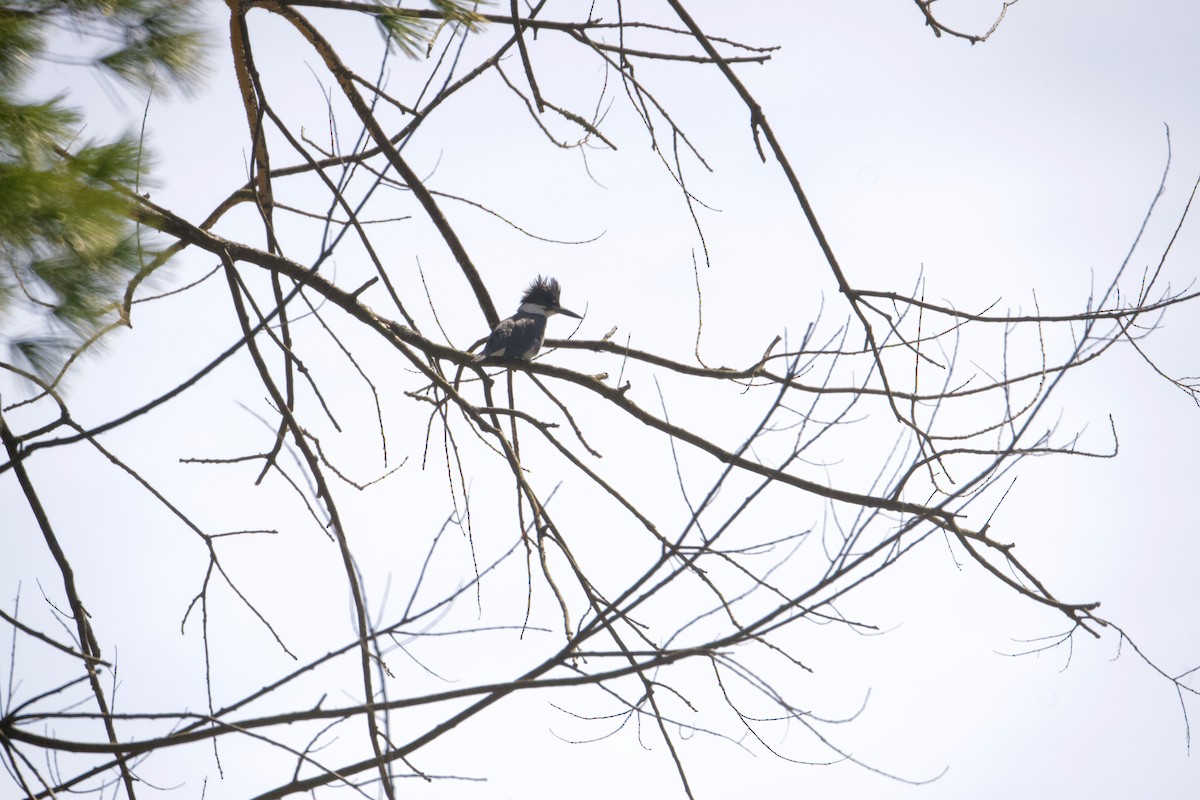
[474,276,582,363]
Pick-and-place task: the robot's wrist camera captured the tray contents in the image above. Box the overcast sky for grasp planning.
[5,1,1200,798]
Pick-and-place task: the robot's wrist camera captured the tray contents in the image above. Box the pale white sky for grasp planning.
[4,1,1200,798]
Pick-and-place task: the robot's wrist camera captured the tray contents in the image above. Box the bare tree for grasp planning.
[2,2,1198,798]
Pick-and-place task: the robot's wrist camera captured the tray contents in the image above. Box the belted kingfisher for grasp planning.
[475,276,582,362]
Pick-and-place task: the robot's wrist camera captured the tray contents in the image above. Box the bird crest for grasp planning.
[520,275,563,308]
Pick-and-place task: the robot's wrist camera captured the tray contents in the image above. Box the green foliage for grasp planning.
[0,129,144,318]
[0,10,42,83]
[1,1,208,92]
[374,0,487,58]
[0,1,207,382]
[0,98,145,369]
[93,0,209,92]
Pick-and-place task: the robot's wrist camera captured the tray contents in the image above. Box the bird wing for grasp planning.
[477,315,544,362]
[479,317,517,360]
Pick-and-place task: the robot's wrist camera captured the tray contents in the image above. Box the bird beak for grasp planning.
[554,306,582,319]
